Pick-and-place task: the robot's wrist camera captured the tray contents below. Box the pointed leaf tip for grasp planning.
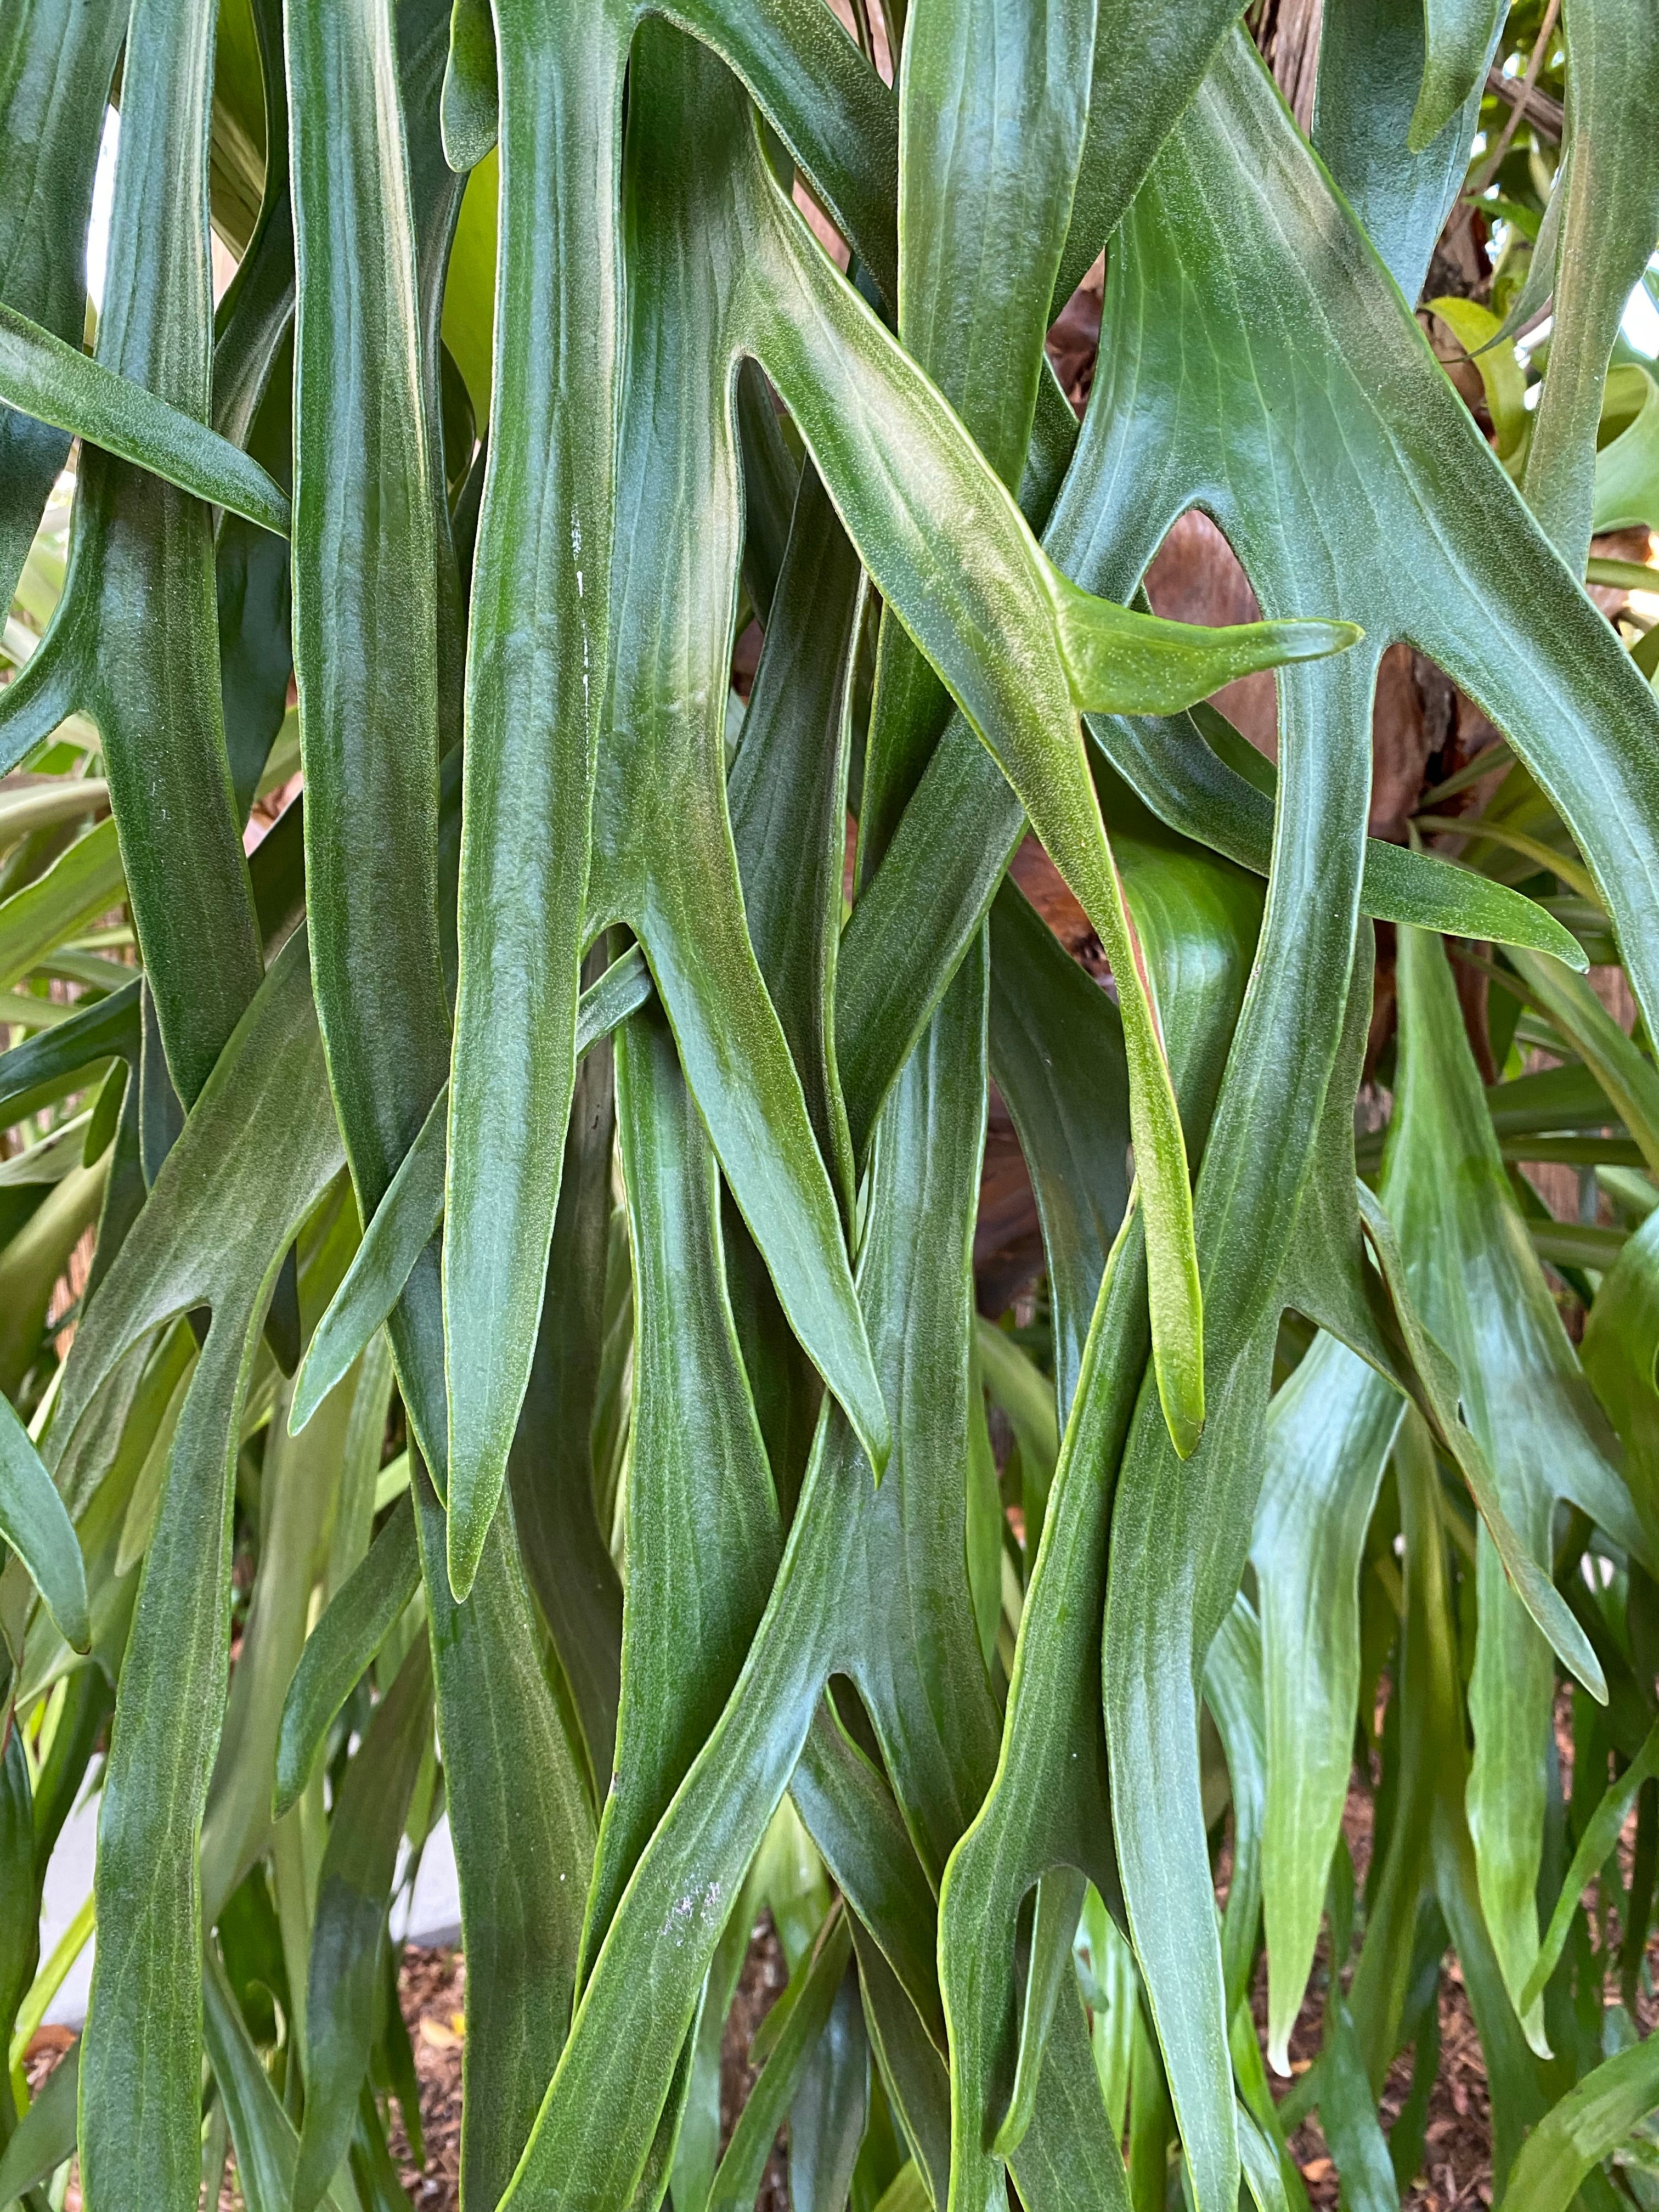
[1160,1387,1205,1462]
[1272,618,1365,663]
[1054,577,1363,719]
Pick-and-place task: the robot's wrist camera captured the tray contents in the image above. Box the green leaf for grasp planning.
[201,1944,348,2212]
[290,949,650,1438]
[1380,923,1642,2044]
[201,1350,362,1919]
[0,2035,77,2204]
[1203,1595,1267,2026]
[1425,298,1527,458]
[1250,1335,1403,2067]
[294,1631,433,2212]
[0,0,264,1115]
[1410,0,1504,149]
[578,987,782,1980]
[1594,364,1659,536]
[985,878,1129,1425]
[0,822,125,999]
[504,959,624,1806]
[0,1387,88,1651]
[728,462,862,1223]
[1521,0,1659,569]
[411,1453,596,2211]
[1583,1209,1659,1548]
[0,0,125,611]
[1522,1713,1659,2012]
[1505,946,1659,1180]
[499,920,1006,2207]
[440,0,905,1601]
[1314,0,1499,302]
[941,819,1260,2212]
[708,1909,852,2212]
[69,935,343,2212]
[1357,1179,1608,1703]
[1089,703,1587,968]
[274,1493,421,1822]
[441,0,498,169]
[0,302,290,534]
[286,0,452,1483]
[1503,2033,1659,2212]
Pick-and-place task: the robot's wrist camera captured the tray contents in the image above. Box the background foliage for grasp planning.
[2,0,1659,2209]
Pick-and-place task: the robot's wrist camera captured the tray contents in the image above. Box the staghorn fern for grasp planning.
[0,2,1658,2210]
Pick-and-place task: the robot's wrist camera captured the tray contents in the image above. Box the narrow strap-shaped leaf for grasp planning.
[675,0,898,305]
[1237,2099,1293,2212]
[579,990,782,1979]
[1502,2030,1659,2212]
[1203,1595,1267,2026]
[0,1723,36,2093]
[849,1924,953,2209]
[1314,1994,1400,2212]
[201,1355,362,1921]
[443,0,624,1589]
[1313,0,1500,304]
[496,915,1002,2208]
[1382,923,1638,2040]
[506,951,624,1800]
[1090,705,1586,969]
[1582,1211,1659,1550]
[0,2034,77,2203]
[1249,1334,1403,2068]
[0,1387,88,1650]
[1522,1713,1659,2012]
[1506,945,1659,1177]
[1049,0,1242,314]
[787,1951,869,2212]
[291,948,652,1434]
[291,1089,448,1436]
[294,1631,434,2212]
[210,0,294,452]
[1099,523,1379,2212]
[0,302,290,533]
[0,0,125,609]
[791,1705,945,2044]
[201,1945,347,2212]
[286,22,599,2197]
[442,0,498,169]
[274,1493,420,1820]
[986,878,1129,1423]
[73,938,344,2212]
[727,462,862,1221]
[1412,0,1504,148]
[0,0,263,1108]
[857,0,1097,884]
[736,69,1352,1459]
[1521,0,1659,571]
[411,1454,596,2210]
[939,834,1261,2212]
[707,1910,853,2212]
[1356,1182,1605,1702]
[589,32,887,1478]
[0,818,124,999]
[990,1865,1088,2157]
[286,0,450,1263]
